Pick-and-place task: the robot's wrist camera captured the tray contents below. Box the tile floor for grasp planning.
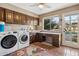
[7,42,79,56]
[32,42,79,56]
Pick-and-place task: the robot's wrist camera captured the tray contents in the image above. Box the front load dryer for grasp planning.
[18,31,29,49]
[0,31,18,56]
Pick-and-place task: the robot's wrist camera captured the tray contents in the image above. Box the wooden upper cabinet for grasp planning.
[27,16,39,25]
[0,7,39,25]
[5,9,14,24]
[37,18,39,25]
[20,14,27,25]
[33,17,39,25]
[30,17,34,25]
[27,16,31,25]
[13,12,21,24]
[24,15,28,25]
[0,7,4,22]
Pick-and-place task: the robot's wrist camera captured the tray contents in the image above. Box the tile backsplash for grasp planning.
[5,24,29,31]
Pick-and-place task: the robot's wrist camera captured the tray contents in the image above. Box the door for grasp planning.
[13,12,21,24]
[33,18,39,25]
[62,13,79,48]
[1,35,17,49]
[20,14,27,25]
[27,16,33,25]
[20,34,28,44]
[0,7,4,22]
[5,9,14,24]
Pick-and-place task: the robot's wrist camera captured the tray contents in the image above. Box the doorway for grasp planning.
[62,12,79,48]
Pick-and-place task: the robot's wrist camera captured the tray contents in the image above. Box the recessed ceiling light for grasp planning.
[30,3,50,9]
[38,4,44,8]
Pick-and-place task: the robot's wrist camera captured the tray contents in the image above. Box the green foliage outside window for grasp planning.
[44,17,60,30]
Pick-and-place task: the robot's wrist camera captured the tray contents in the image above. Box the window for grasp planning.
[64,14,78,43]
[44,19,50,30]
[51,16,60,30]
[44,16,60,30]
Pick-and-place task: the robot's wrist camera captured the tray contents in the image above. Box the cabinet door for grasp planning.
[30,17,34,25]
[21,14,27,25]
[33,18,39,25]
[5,9,14,24]
[52,34,60,47]
[13,12,21,24]
[24,15,27,25]
[0,7,4,22]
[27,16,32,25]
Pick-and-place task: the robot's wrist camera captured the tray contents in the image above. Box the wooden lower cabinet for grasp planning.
[30,33,60,47]
[30,33,46,44]
[35,33,46,42]
[30,34,36,44]
[46,34,60,47]
[52,34,60,47]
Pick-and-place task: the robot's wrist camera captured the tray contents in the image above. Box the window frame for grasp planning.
[43,15,60,30]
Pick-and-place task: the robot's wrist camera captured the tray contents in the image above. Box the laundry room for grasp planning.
[0,2,79,57]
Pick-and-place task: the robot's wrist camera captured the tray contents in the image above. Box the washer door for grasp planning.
[1,35,17,49]
[20,35,28,44]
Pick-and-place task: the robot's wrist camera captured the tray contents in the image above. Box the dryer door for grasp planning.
[1,35,17,49]
[20,35,28,44]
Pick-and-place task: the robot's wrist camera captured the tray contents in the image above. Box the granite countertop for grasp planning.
[29,30,61,35]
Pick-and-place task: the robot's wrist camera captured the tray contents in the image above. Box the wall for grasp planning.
[39,4,79,30]
[5,24,29,31]
[0,3,38,18]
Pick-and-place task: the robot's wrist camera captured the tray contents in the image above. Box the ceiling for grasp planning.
[11,3,78,15]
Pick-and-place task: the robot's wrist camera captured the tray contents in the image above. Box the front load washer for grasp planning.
[0,31,18,56]
[18,31,29,49]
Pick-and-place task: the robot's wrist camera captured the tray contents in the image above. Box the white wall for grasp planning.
[5,24,29,31]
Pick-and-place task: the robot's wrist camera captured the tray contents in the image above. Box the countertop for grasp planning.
[29,30,61,35]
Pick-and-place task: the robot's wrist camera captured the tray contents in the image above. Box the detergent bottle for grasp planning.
[0,22,5,32]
